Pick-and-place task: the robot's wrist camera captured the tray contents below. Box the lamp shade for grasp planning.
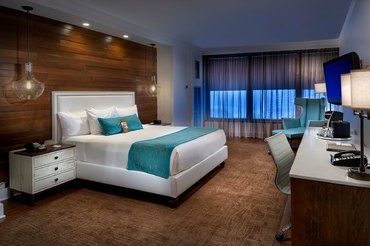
[350,69,370,110]
[340,73,351,107]
[314,83,326,93]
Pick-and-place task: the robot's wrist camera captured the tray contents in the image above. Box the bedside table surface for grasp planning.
[14,144,75,157]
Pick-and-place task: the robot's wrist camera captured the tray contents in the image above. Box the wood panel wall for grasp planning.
[0,6,157,182]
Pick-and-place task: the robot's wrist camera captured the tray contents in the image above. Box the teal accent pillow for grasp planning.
[124,114,143,131]
[98,114,143,136]
[98,117,123,136]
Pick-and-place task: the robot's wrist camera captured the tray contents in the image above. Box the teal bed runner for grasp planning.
[127,127,219,178]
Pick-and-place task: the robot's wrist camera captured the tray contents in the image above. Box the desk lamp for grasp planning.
[341,70,370,180]
[314,82,327,95]
[315,82,329,111]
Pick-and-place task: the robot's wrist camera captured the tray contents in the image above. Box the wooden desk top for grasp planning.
[290,127,370,188]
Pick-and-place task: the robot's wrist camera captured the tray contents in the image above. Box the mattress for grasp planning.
[63,125,226,176]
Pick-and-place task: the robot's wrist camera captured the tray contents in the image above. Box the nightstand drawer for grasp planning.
[34,149,74,168]
[34,169,75,193]
[34,160,75,180]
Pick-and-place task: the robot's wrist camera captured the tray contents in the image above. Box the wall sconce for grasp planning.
[149,82,157,95]
[12,6,45,100]
[341,69,370,180]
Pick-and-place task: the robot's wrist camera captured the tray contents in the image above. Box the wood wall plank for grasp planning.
[0,6,157,182]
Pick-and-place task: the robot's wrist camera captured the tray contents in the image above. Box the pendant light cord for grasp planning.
[27,8,30,62]
[150,43,156,84]
[22,6,33,63]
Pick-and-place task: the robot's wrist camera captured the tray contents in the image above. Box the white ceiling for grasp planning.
[1,0,354,50]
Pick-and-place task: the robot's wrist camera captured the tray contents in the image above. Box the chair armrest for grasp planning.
[308,120,325,127]
[282,118,300,129]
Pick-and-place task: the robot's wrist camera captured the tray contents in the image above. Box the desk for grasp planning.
[290,127,370,245]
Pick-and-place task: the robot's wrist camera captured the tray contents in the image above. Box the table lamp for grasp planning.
[314,82,327,94]
[341,70,370,180]
[315,82,329,112]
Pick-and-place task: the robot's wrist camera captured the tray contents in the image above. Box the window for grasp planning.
[302,89,341,111]
[253,89,296,119]
[210,90,247,119]
[193,87,202,127]
[209,89,296,120]
[302,89,317,99]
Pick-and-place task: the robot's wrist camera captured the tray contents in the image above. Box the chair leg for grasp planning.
[275,223,291,241]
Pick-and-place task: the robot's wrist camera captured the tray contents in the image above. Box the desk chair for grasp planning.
[272,98,326,141]
[265,131,295,241]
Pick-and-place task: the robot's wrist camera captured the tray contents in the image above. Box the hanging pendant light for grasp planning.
[149,43,157,96]
[12,6,45,100]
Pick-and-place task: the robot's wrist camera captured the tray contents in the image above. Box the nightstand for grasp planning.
[9,144,76,205]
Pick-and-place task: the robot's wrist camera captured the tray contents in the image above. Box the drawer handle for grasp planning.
[54,178,59,182]
[54,167,58,171]
[54,156,59,160]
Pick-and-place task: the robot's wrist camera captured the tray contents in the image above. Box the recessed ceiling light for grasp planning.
[123,34,129,39]
[82,22,90,27]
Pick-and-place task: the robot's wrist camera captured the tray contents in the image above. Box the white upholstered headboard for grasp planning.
[52,91,135,143]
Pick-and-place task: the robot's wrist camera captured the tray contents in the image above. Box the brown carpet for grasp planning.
[0,138,286,246]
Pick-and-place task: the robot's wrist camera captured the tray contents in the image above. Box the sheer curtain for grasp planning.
[203,48,339,138]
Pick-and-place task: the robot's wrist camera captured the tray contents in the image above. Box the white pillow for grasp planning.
[58,111,90,137]
[86,106,115,135]
[115,104,138,117]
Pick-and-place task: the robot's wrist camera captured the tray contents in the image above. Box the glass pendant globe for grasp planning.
[12,62,45,100]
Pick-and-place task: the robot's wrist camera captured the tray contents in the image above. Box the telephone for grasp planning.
[24,142,46,152]
[330,150,368,167]
[152,119,162,125]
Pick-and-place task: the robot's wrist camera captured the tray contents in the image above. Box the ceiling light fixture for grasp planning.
[82,22,90,27]
[12,6,45,100]
[123,34,129,39]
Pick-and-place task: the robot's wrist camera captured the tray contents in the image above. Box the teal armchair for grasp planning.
[272,98,326,139]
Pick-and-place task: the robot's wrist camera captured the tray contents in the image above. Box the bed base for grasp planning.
[166,161,225,207]
[76,161,225,207]
[76,146,227,202]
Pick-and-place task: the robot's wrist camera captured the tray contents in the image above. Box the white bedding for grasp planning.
[63,125,226,177]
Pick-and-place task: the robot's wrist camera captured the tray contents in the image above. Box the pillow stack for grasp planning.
[57,104,143,137]
[86,106,116,135]
[58,111,90,137]
[98,114,143,136]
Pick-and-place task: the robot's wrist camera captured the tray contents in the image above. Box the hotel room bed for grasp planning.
[52,91,228,203]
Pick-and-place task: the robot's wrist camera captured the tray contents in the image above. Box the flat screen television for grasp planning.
[323,52,360,105]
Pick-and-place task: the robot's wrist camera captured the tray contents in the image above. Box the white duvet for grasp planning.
[63,125,226,176]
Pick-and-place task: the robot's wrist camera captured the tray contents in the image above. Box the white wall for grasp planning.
[172,44,193,126]
[340,0,370,146]
[157,42,201,126]
[157,44,174,124]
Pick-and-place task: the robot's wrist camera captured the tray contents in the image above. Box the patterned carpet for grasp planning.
[0,138,286,246]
